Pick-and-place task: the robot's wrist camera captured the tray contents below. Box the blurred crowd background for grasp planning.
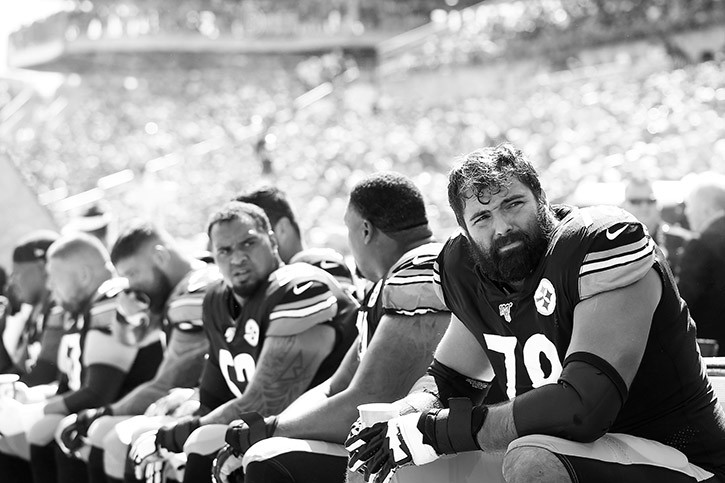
[1,0,724,260]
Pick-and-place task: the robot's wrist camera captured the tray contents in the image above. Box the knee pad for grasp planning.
[183,424,227,456]
[87,415,130,448]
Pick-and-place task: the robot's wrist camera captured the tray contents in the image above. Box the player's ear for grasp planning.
[151,244,171,268]
[361,219,375,245]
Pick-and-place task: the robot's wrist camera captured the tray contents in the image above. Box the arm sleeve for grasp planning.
[62,329,139,412]
[111,330,209,415]
[62,363,129,413]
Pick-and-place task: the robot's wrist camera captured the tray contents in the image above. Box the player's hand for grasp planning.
[155,416,200,453]
[224,412,277,456]
[130,429,165,481]
[211,444,244,483]
[145,388,197,417]
[57,406,112,456]
[345,413,439,483]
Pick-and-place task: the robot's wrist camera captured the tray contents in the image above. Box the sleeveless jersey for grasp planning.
[201,263,358,405]
[435,205,725,475]
[356,242,448,360]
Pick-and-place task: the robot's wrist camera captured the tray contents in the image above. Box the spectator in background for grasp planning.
[622,178,661,239]
[678,172,725,356]
[622,177,687,275]
[63,202,113,248]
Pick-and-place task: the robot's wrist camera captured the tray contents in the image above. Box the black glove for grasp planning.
[224,412,278,456]
[155,416,201,453]
[58,406,113,456]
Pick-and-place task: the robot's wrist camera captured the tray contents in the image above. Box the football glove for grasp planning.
[346,398,486,483]
[224,412,278,456]
[155,416,201,453]
[345,413,438,483]
[211,444,245,483]
[130,429,165,481]
[57,406,112,456]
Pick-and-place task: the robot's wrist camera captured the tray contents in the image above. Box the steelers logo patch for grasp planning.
[244,319,260,347]
[534,278,556,316]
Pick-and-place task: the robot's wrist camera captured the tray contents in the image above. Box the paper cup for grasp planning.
[0,373,19,399]
[357,403,398,427]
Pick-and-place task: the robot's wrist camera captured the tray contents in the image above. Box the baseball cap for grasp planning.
[13,230,60,263]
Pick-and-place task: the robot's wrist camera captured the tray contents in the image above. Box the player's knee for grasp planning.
[87,416,118,448]
[502,445,571,483]
[183,424,227,456]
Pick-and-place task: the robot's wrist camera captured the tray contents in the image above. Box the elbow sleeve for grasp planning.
[513,352,628,443]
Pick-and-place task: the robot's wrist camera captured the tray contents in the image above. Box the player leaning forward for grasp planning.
[347,143,725,482]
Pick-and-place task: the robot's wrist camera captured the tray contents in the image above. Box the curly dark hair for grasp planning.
[448,143,544,227]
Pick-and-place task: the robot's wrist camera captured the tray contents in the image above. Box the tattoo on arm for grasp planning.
[205,325,334,423]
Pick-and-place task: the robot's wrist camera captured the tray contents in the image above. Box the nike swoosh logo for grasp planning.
[606,225,627,240]
[292,281,314,295]
[319,260,338,270]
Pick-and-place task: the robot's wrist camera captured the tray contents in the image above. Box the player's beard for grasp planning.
[231,277,265,299]
[145,266,173,313]
[470,205,555,285]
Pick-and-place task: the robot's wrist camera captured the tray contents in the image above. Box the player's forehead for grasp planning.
[211,217,265,246]
[462,178,533,211]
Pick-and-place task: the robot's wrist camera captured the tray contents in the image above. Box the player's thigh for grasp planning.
[244,437,348,483]
[27,413,65,446]
[506,433,718,483]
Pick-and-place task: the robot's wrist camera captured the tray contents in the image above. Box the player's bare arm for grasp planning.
[200,323,335,424]
[274,311,449,444]
[276,333,360,417]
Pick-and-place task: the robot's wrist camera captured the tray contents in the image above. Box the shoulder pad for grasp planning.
[383,242,449,316]
[265,264,341,337]
[183,264,222,294]
[167,267,221,329]
[290,248,354,287]
[96,277,128,300]
[558,206,655,300]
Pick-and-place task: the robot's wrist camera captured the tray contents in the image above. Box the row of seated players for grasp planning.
[4,155,725,483]
[0,174,451,483]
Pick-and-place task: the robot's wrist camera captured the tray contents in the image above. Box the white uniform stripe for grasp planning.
[580,239,654,276]
[269,296,337,321]
[582,237,650,264]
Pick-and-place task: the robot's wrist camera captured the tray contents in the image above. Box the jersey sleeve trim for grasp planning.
[579,236,655,300]
[166,296,205,330]
[267,295,338,336]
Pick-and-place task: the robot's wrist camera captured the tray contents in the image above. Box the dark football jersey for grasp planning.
[356,242,448,360]
[435,205,725,475]
[200,263,358,409]
[12,294,55,375]
[289,248,355,291]
[57,278,164,412]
